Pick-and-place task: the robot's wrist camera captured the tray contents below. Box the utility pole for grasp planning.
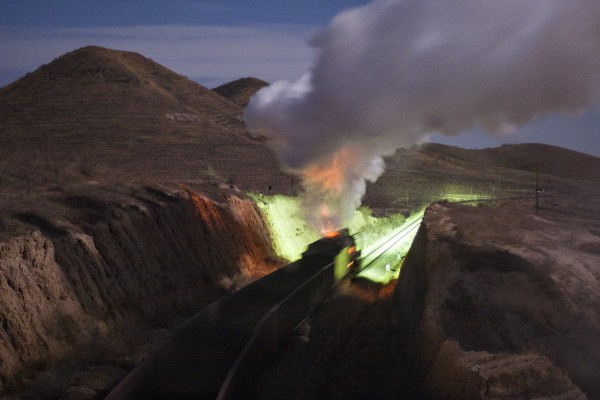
[535,164,540,215]
[490,183,496,199]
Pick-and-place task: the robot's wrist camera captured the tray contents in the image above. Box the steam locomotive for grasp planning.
[302,228,361,279]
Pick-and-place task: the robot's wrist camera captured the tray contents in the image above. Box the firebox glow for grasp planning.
[299,145,384,231]
[324,229,340,238]
[302,147,376,232]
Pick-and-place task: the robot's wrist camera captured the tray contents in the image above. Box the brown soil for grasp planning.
[262,197,600,399]
[0,46,292,205]
[0,47,289,397]
[392,199,600,399]
[0,184,282,398]
[2,45,600,399]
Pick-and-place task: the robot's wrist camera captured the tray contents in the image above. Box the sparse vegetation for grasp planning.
[206,165,219,184]
[1,46,599,399]
[79,151,96,177]
[354,209,407,249]
[212,77,269,107]
[0,197,8,231]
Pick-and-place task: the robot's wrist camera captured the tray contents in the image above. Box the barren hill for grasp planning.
[357,142,600,218]
[1,46,600,399]
[0,47,287,397]
[426,142,600,182]
[212,77,269,108]
[0,46,286,191]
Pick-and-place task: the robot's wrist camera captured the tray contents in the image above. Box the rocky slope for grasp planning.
[258,197,600,400]
[0,186,280,395]
[392,200,600,399]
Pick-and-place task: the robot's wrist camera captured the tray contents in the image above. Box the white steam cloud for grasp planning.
[245,0,600,229]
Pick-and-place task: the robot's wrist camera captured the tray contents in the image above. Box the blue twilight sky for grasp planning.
[1,0,599,157]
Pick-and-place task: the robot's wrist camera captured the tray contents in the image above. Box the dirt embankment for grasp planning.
[392,201,600,399]
[0,188,279,394]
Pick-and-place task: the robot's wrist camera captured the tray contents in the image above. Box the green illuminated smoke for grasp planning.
[250,194,319,261]
[251,186,484,284]
[249,194,375,261]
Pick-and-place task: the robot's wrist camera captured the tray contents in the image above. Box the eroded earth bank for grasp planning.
[1,191,599,400]
[0,186,281,398]
[259,200,600,400]
[394,200,600,399]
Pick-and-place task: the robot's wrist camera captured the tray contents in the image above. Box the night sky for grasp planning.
[1,0,599,157]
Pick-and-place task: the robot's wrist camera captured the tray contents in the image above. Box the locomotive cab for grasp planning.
[302,229,360,281]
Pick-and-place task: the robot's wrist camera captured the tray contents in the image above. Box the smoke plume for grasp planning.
[245,0,600,231]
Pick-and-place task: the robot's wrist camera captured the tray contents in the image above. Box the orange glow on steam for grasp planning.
[303,147,356,234]
[319,204,337,235]
[303,147,352,198]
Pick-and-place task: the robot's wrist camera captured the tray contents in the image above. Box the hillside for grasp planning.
[426,142,600,182]
[212,77,269,108]
[358,143,600,218]
[0,49,292,395]
[0,46,287,193]
[1,46,599,399]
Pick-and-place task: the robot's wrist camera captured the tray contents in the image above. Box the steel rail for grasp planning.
[357,218,422,271]
[217,217,423,398]
[216,192,573,398]
[216,258,336,400]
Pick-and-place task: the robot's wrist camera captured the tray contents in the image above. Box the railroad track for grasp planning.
[217,196,560,400]
[107,210,429,400]
[218,192,600,398]
[217,213,426,399]
[349,210,424,284]
[107,240,348,399]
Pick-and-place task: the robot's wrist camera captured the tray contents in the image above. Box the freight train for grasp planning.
[302,228,361,279]
[106,228,362,400]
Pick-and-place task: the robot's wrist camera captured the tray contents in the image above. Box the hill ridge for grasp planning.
[212,77,269,108]
[0,46,243,133]
[0,45,288,192]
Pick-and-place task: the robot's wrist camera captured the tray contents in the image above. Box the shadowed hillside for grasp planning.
[0,47,289,397]
[427,142,600,182]
[212,77,269,108]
